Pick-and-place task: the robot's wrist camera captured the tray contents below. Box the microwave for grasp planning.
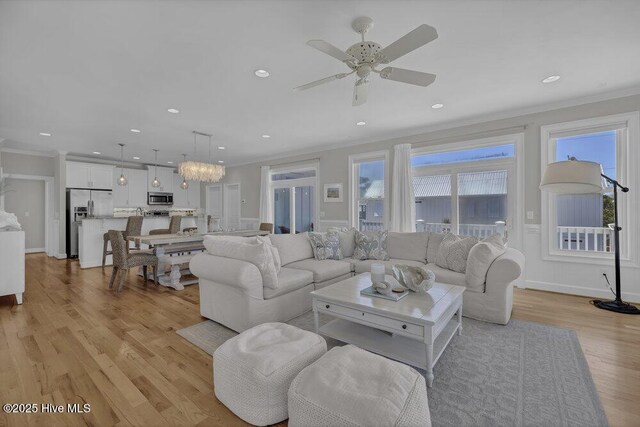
[147,192,173,206]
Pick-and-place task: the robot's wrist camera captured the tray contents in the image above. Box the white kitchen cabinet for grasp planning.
[66,162,114,189]
[0,231,25,304]
[173,173,188,207]
[147,166,175,193]
[113,168,149,207]
[129,169,148,207]
[172,173,200,208]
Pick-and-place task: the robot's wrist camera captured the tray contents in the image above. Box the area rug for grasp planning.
[177,312,608,427]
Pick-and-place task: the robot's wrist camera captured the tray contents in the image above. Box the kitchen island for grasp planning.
[78,216,201,268]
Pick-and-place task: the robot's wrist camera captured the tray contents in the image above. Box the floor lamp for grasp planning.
[540,159,640,314]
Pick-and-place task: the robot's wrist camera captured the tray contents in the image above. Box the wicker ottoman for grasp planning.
[288,345,431,427]
[213,322,326,426]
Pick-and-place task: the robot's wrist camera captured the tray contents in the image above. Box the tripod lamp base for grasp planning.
[592,299,640,314]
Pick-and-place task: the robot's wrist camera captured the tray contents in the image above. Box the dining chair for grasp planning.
[108,230,158,292]
[259,222,274,233]
[102,215,144,268]
[149,215,182,235]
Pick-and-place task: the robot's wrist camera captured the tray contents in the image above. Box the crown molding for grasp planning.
[227,85,640,168]
[0,147,57,158]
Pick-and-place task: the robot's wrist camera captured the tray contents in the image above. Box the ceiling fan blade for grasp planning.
[307,40,356,63]
[379,67,436,87]
[377,24,438,63]
[353,80,369,106]
[293,73,350,91]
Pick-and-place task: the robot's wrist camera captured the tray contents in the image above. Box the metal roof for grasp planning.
[361,171,507,199]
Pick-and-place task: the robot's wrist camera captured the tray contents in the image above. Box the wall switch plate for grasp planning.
[320,211,325,218]
[526,211,534,220]
[24,211,30,217]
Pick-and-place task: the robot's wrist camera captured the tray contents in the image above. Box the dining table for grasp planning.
[127,229,270,290]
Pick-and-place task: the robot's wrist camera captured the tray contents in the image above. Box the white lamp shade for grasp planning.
[540,160,603,194]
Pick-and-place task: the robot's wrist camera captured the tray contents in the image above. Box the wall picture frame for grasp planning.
[324,183,343,203]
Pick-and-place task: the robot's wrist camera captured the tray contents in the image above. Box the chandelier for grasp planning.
[178,131,225,183]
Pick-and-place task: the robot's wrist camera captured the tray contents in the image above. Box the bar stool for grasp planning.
[149,215,182,235]
[102,216,144,268]
[108,230,158,292]
[259,222,274,233]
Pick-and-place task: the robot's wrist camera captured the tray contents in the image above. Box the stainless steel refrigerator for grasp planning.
[66,189,114,258]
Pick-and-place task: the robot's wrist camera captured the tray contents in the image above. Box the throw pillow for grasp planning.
[327,227,357,258]
[353,230,390,261]
[466,234,506,291]
[308,231,343,260]
[257,235,281,273]
[435,233,479,273]
[426,232,446,264]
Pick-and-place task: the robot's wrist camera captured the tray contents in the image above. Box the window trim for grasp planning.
[411,133,524,250]
[348,150,390,231]
[540,112,640,266]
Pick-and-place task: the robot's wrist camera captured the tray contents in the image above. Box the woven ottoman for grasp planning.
[213,322,326,426]
[288,345,431,427]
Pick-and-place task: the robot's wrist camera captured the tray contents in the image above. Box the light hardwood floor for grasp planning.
[1,254,639,426]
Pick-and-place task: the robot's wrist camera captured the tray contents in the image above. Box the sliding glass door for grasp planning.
[271,168,317,234]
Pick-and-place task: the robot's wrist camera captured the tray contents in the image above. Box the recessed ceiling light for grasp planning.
[167,161,173,164]
[218,146,225,150]
[431,103,444,109]
[133,156,141,160]
[93,151,101,155]
[130,129,141,133]
[541,75,561,84]
[262,134,271,138]
[218,160,224,164]
[254,69,270,78]
[39,132,51,136]
[167,108,180,114]
[356,121,366,126]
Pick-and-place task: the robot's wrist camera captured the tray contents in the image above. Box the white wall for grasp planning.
[220,94,640,301]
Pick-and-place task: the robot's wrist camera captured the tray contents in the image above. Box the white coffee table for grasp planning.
[311,272,464,387]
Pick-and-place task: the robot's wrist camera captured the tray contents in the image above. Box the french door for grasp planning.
[272,179,316,234]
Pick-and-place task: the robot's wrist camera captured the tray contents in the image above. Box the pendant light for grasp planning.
[180,154,189,189]
[117,143,128,186]
[152,149,161,188]
[178,131,225,183]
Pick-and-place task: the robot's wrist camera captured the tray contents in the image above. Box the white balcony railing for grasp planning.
[556,226,614,253]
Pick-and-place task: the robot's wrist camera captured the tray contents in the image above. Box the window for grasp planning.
[412,135,522,244]
[349,151,389,231]
[271,165,317,234]
[541,112,639,264]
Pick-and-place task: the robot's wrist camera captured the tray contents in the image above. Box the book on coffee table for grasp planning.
[360,285,409,301]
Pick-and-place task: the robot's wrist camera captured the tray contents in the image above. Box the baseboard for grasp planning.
[524,279,640,303]
[55,253,68,260]
[25,248,45,254]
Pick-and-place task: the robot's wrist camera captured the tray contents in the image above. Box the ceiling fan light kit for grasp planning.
[295,17,438,106]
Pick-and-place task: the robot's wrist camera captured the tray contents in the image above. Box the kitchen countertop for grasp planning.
[80,215,198,222]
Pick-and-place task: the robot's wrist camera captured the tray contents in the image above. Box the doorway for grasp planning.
[3,178,46,252]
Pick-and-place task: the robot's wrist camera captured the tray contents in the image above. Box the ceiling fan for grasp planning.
[294,17,438,106]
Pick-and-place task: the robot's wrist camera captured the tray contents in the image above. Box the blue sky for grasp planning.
[555,130,616,178]
[411,144,515,167]
[360,130,616,182]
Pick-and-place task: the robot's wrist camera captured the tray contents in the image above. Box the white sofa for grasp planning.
[190,231,524,332]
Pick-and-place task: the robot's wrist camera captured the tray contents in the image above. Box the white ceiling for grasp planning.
[2,0,640,166]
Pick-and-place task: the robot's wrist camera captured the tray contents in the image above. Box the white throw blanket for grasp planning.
[0,210,21,231]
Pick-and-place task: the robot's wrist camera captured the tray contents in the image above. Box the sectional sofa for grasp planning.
[190,231,525,333]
